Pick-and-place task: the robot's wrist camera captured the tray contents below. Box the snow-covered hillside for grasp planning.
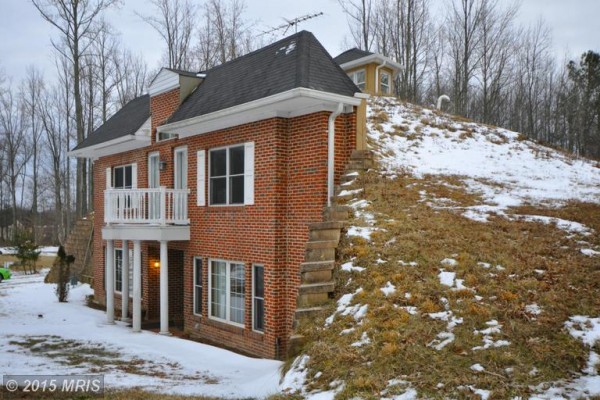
[369,97,600,224]
[282,97,600,400]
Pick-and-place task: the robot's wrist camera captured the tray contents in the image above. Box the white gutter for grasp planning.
[375,60,388,95]
[327,103,344,207]
[339,55,402,73]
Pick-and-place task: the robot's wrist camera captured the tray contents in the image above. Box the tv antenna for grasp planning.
[260,12,324,37]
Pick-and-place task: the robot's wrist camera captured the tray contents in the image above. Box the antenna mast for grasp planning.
[261,12,324,37]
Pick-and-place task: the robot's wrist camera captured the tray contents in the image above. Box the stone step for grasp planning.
[351,149,374,160]
[295,306,325,320]
[323,208,349,222]
[297,292,331,308]
[309,227,341,242]
[302,268,333,285]
[305,240,338,250]
[299,281,335,295]
[305,247,335,262]
[300,260,335,273]
[308,221,345,230]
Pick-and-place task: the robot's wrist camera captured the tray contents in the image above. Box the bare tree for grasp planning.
[476,0,518,124]
[31,0,119,220]
[338,0,375,51]
[114,49,149,107]
[0,88,31,240]
[138,0,197,70]
[446,0,486,116]
[21,67,45,242]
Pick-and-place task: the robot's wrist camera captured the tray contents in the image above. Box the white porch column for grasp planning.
[159,240,170,335]
[132,240,142,332]
[105,240,115,324]
[121,239,130,322]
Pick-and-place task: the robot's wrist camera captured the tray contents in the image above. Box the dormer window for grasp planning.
[380,72,390,95]
[349,69,366,91]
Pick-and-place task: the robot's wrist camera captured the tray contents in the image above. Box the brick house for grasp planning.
[70,31,380,359]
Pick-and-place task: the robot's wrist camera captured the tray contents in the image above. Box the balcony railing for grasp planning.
[104,187,190,225]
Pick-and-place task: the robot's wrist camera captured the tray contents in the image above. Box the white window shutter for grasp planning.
[131,163,138,188]
[106,167,112,189]
[197,150,206,206]
[244,142,254,205]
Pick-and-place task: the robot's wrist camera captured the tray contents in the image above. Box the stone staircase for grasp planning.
[64,214,95,284]
[289,150,374,354]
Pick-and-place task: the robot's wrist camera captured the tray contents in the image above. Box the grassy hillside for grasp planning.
[281,98,600,399]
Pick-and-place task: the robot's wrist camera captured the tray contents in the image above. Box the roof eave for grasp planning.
[68,117,151,159]
[340,54,402,73]
[158,88,362,138]
[68,135,151,160]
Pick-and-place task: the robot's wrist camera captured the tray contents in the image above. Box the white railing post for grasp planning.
[160,186,167,226]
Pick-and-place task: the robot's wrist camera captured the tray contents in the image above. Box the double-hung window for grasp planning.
[209,260,245,326]
[380,72,391,95]
[193,257,203,316]
[350,69,366,91]
[253,265,265,332]
[208,143,254,205]
[113,165,134,189]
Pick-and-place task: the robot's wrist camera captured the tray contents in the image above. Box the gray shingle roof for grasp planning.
[71,94,150,151]
[73,31,360,151]
[167,30,359,124]
[333,48,374,65]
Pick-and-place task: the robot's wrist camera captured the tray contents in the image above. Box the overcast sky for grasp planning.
[1,0,599,85]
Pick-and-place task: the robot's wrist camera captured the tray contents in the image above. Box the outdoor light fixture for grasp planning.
[153,261,160,268]
[159,160,167,171]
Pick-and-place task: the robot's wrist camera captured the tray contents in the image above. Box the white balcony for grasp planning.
[104,187,190,226]
[102,187,190,242]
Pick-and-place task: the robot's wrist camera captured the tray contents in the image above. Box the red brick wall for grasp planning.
[91,98,356,359]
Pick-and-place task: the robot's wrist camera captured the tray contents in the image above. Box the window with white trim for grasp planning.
[253,265,264,332]
[349,69,366,91]
[209,260,245,326]
[380,72,391,95]
[208,143,254,205]
[113,165,134,189]
[193,257,203,316]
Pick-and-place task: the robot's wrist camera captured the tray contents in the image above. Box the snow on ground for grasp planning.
[368,97,600,226]
[0,246,58,256]
[531,315,600,398]
[0,272,281,398]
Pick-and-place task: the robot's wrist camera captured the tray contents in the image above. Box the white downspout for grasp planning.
[328,103,344,207]
[375,60,388,95]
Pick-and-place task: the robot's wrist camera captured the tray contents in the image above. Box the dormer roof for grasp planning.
[334,48,402,74]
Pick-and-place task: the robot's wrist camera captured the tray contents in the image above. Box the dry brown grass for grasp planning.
[295,170,600,399]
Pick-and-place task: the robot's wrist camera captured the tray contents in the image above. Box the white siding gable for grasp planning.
[148,69,180,96]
